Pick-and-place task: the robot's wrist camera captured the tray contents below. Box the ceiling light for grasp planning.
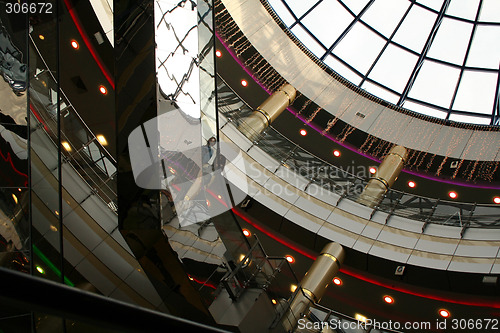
[18,188,22,192]
[285,255,295,264]
[333,150,341,157]
[448,191,458,199]
[38,34,45,40]
[55,210,59,216]
[271,299,277,305]
[99,85,107,95]
[494,197,500,204]
[215,50,222,57]
[383,295,394,304]
[369,167,377,174]
[408,181,416,188]
[299,129,307,136]
[439,309,450,318]
[50,225,58,232]
[242,228,251,237]
[333,277,342,286]
[188,275,194,281]
[96,134,107,145]
[206,199,211,207]
[241,79,248,87]
[168,166,176,174]
[290,284,297,292]
[70,40,79,49]
[355,314,368,323]
[11,194,18,204]
[36,266,45,274]
[62,141,71,152]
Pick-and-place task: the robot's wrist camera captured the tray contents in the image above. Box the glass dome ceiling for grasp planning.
[267,0,500,125]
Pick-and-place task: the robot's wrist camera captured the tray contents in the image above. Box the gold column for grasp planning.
[237,84,296,142]
[358,145,408,208]
[282,242,345,332]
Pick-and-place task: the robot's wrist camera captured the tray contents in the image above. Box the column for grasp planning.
[237,83,296,142]
[282,242,345,332]
[358,145,408,208]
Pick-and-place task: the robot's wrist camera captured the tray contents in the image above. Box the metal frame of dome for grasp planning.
[267,0,500,125]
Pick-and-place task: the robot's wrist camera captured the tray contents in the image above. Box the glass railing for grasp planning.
[217,76,500,229]
[29,36,117,212]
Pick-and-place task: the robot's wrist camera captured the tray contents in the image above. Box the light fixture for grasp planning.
[242,229,251,237]
[11,194,18,204]
[448,191,458,199]
[494,197,500,204]
[241,79,248,87]
[383,295,394,304]
[439,309,450,318]
[333,150,341,157]
[290,284,297,292]
[271,299,277,305]
[206,199,211,207]
[96,134,107,145]
[215,50,222,57]
[369,167,377,174]
[18,188,22,192]
[70,40,79,49]
[355,314,368,323]
[55,210,59,216]
[168,166,176,174]
[299,129,307,136]
[285,255,295,264]
[50,225,58,232]
[188,276,194,281]
[62,141,71,152]
[36,266,45,274]
[408,181,416,188]
[99,85,107,95]
[217,195,222,199]
[38,34,45,40]
[333,277,342,286]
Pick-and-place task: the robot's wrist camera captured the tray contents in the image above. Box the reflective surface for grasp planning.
[267,0,500,125]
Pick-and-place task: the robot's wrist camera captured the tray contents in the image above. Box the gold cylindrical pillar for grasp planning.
[358,145,408,208]
[237,84,296,142]
[282,242,345,332]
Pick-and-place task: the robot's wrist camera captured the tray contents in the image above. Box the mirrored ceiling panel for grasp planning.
[267,0,500,125]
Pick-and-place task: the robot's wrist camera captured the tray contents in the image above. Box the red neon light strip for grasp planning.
[232,207,500,309]
[62,0,115,90]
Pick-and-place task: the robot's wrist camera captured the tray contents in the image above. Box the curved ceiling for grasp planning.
[268,0,500,125]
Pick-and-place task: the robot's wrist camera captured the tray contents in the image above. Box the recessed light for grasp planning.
[333,150,341,157]
[439,309,450,318]
[11,194,18,204]
[299,129,307,136]
[70,40,79,49]
[285,255,295,264]
[383,295,394,304]
[96,134,107,145]
[333,277,342,286]
[241,79,248,87]
[494,197,500,204]
[99,85,107,95]
[36,266,45,274]
[408,181,416,188]
[355,314,368,323]
[242,229,251,237]
[38,34,45,40]
[369,167,377,174]
[290,284,297,292]
[271,299,277,305]
[62,141,71,152]
[448,191,458,199]
[215,50,222,57]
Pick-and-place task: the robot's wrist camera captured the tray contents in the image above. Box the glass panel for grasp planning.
[452,70,497,114]
[479,0,500,22]
[368,43,419,93]
[446,0,480,21]
[448,113,491,125]
[324,55,362,85]
[427,17,473,65]
[393,5,437,53]
[344,0,371,15]
[360,81,399,104]
[402,100,447,119]
[301,0,353,52]
[362,0,410,38]
[290,24,325,57]
[333,23,386,74]
[416,0,444,11]
[466,25,500,69]
[267,0,296,26]
[407,60,461,109]
[284,0,320,19]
